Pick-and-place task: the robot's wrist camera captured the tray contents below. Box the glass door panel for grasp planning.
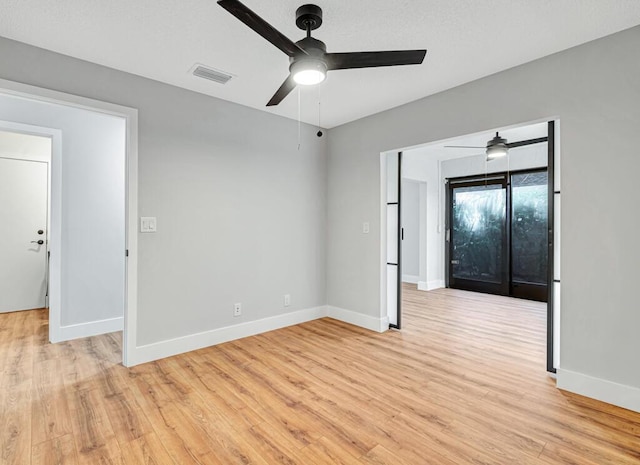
[449,180,508,295]
[511,170,548,301]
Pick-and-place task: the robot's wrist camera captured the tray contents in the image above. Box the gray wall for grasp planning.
[327,26,640,390]
[0,37,326,346]
[403,153,438,288]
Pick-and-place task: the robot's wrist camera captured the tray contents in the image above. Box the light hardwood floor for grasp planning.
[1,286,639,464]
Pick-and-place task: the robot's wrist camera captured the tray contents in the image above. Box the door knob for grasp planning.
[37,229,44,235]
[31,240,44,245]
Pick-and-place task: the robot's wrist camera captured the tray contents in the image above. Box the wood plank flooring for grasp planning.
[1,286,639,464]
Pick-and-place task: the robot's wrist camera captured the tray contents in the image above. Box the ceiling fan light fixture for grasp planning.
[485,133,508,159]
[290,58,327,85]
[486,144,508,159]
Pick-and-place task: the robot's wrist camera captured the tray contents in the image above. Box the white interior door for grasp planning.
[0,157,48,313]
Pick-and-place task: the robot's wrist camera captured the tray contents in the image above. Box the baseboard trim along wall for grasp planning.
[402,274,419,284]
[327,305,389,333]
[418,280,445,291]
[129,306,327,366]
[56,316,124,343]
[557,368,640,413]
[127,305,390,366]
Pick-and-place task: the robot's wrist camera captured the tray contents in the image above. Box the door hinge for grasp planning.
[125,249,129,257]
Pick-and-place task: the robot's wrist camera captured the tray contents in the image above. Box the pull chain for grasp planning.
[317,84,323,137]
[297,87,301,150]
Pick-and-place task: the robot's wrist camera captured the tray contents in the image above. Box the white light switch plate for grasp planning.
[140,217,157,233]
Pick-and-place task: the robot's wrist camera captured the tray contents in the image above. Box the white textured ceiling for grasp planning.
[2,1,640,128]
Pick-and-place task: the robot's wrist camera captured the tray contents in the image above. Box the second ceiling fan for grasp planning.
[445,132,547,160]
[217,0,427,106]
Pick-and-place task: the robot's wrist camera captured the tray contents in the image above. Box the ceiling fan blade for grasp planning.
[444,145,486,149]
[325,49,426,70]
[506,137,548,149]
[217,0,307,58]
[266,75,297,106]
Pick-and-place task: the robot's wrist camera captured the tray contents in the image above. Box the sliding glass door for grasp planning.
[447,169,548,302]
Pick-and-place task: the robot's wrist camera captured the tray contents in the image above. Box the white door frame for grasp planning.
[0,78,138,367]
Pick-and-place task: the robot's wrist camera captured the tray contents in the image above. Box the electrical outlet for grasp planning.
[234,302,242,317]
[284,294,291,307]
[363,222,370,234]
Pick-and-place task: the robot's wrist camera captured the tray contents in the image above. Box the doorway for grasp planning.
[384,120,559,372]
[447,168,549,302]
[0,78,138,367]
[0,131,51,313]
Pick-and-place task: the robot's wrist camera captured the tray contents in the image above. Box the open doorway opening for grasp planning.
[0,81,137,366]
[383,120,560,372]
[0,131,51,314]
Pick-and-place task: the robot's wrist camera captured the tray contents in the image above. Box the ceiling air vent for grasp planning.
[191,64,233,84]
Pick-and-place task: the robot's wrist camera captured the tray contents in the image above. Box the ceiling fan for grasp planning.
[217,0,427,106]
[445,132,512,160]
[445,132,548,160]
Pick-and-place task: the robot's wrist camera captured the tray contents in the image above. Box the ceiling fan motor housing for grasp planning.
[290,36,328,76]
[487,133,507,148]
[293,36,326,58]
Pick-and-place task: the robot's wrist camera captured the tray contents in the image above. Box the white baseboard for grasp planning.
[557,368,640,413]
[126,304,392,367]
[327,305,389,333]
[56,316,123,342]
[128,306,327,366]
[418,280,445,291]
[402,274,419,284]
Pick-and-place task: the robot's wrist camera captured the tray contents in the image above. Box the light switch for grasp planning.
[363,222,370,234]
[140,217,157,233]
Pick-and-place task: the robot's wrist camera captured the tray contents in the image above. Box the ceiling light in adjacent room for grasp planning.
[486,133,509,159]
